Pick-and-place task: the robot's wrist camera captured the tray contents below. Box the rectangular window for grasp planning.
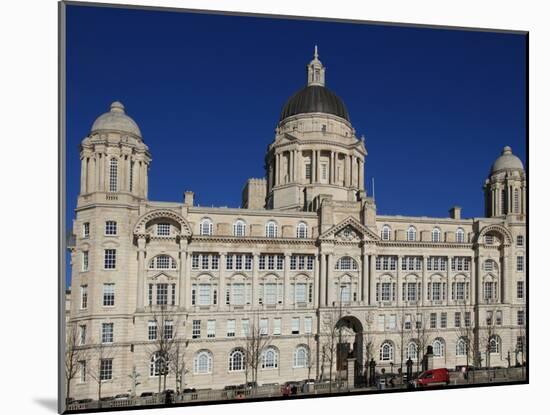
[454,312,461,328]
[148,321,157,340]
[386,314,396,330]
[517,281,524,299]
[241,319,249,337]
[192,320,201,338]
[305,163,312,180]
[517,256,524,272]
[268,255,275,270]
[198,284,211,306]
[245,254,253,270]
[295,283,307,303]
[148,284,154,306]
[404,314,411,330]
[80,285,88,309]
[307,255,314,270]
[105,220,117,235]
[264,283,277,305]
[164,320,173,339]
[79,360,87,383]
[486,311,493,326]
[207,320,216,338]
[496,310,503,326]
[298,255,306,270]
[377,315,385,331]
[100,359,113,381]
[407,282,417,301]
[227,319,236,337]
[191,254,200,270]
[273,318,281,335]
[290,256,297,270]
[291,317,300,334]
[171,284,176,306]
[82,251,89,272]
[517,310,525,326]
[156,283,168,305]
[103,283,115,307]
[226,255,233,270]
[101,323,113,344]
[104,249,116,269]
[321,163,328,180]
[464,312,471,327]
[415,313,422,329]
[235,254,243,270]
[430,313,437,329]
[259,255,266,270]
[79,325,87,345]
[440,312,447,329]
[381,282,391,301]
[157,223,170,236]
[82,222,90,238]
[432,282,441,301]
[211,254,219,270]
[304,317,312,334]
[260,318,268,336]
[231,283,245,305]
[517,235,524,246]
[277,255,284,270]
[201,254,209,270]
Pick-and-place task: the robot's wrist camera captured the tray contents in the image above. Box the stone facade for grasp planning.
[67,50,526,399]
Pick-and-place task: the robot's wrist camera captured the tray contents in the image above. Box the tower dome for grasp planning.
[91,101,142,138]
[491,146,524,173]
[279,46,350,122]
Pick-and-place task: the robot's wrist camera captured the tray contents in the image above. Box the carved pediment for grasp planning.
[148,272,177,281]
[319,216,380,242]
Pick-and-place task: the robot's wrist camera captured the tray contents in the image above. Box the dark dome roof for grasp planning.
[279,85,350,122]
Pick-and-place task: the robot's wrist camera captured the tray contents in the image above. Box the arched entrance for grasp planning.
[335,316,364,382]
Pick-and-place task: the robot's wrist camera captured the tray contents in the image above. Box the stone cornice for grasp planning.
[190,235,317,246]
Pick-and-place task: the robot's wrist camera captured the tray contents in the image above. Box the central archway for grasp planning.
[335,315,364,380]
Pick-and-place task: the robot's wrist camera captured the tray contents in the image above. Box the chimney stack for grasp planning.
[449,206,461,220]
[184,191,194,206]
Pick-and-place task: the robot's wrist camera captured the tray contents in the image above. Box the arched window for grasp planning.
[228,349,245,372]
[261,347,279,369]
[406,342,418,360]
[381,225,391,241]
[233,220,246,237]
[456,338,467,356]
[109,158,118,192]
[335,256,358,271]
[432,339,445,357]
[149,255,177,269]
[193,350,213,374]
[380,342,393,361]
[489,336,500,354]
[296,222,308,239]
[407,226,417,242]
[456,228,465,243]
[200,218,213,236]
[150,352,168,377]
[293,345,309,368]
[432,227,441,242]
[265,221,278,238]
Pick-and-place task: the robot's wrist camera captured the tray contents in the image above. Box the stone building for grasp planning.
[67,49,526,399]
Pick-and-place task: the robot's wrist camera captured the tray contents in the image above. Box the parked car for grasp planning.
[99,396,114,402]
[412,368,450,388]
[114,394,130,401]
[76,398,93,404]
[182,388,197,394]
[140,392,154,398]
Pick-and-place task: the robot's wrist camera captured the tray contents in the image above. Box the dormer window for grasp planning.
[200,218,213,236]
[265,221,278,238]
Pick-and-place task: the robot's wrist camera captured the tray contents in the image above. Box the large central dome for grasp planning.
[279,47,350,123]
[279,85,350,122]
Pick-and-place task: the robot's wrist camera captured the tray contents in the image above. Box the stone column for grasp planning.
[501,250,507,303]
[90,157,97,192]
[136,236,146,311]
[476,255,482,304]
[134,160,140,197]
[359,159,365,191]
[469,255,476,306]
[144,162,148,198]
[521,185,526,215]
[252,253,260,306]
[219,253,226,310]
[369,255,376,305]
[447,255,452,306]
[319,253,326,307]
[284,252,291,307]
[326,254,334,306]
[80,157,87,194]
[422,255,428,306]
[294,150,299,183]
[185,251,193,308]
[98,154,104,192]
[179,240,188,309]
[361,247,368,304]
[396,255,402,306]
[313,253,320,308]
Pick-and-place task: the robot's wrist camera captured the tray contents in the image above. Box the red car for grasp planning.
[413,368,450,388]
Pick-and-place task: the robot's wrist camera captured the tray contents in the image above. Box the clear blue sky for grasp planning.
[65,5,526,284]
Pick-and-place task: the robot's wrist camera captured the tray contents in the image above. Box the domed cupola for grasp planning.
[91,101,142,138]
[484,146,526,218]
[279,46,350,123]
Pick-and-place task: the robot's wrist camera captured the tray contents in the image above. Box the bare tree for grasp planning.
[319,305,343,393]
[64,322,82,403]
[86,343,115,402]
[412,307,432,374]
[147,305,183,394]
[127,365,141,397]
[454,301,478,383]
[243,312,272,393]
[170,338,189,394]
[396,306,410,377]
[305,332,315,381]
[479,306,499,370]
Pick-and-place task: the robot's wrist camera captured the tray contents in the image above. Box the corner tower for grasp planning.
[77,101,151,207]
[266,47,367,211]
[484,146,526,218]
